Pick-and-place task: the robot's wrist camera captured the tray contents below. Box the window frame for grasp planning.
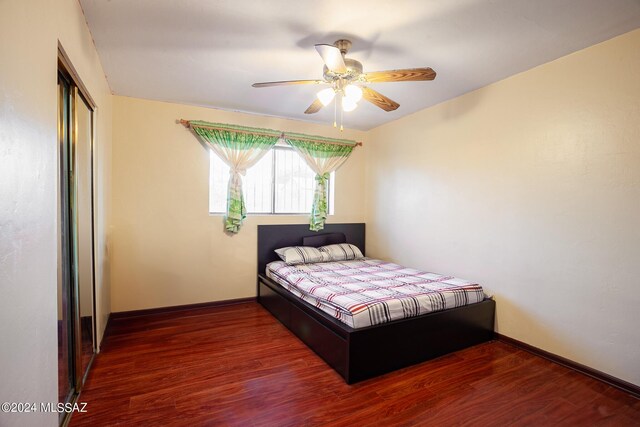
[208,143,335,216]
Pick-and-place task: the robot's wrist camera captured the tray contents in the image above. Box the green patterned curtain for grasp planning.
[190,121,280,233]
[284,133,356,231]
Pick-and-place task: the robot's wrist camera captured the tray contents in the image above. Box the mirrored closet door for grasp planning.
[74,86,95,381]
[57,52,96,425]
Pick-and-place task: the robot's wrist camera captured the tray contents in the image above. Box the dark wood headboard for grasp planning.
[257,223,365,274]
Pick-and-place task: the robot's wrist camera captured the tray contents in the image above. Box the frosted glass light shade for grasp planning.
[317,88,336,106]
[344,85,363,103]
[342,96,357,112]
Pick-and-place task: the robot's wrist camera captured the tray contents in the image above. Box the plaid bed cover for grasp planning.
[266,258,486,328]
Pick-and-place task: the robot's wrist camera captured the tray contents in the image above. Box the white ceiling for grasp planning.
[80,0,640,130]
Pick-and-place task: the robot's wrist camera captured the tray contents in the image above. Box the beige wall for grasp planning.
[111,96,366,312]
[0,0,112,425]
[365,29,640,385]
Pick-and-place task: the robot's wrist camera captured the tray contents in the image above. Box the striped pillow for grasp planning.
[318,243,364,261]
[274,246,329,265]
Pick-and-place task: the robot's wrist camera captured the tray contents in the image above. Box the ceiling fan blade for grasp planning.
[363,67,436,83]
[362,87,400,112]
[314,44,347,73]
[304,98,324,114]
[252,79,325,88]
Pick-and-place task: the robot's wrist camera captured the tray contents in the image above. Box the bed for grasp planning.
[257,223,495,384]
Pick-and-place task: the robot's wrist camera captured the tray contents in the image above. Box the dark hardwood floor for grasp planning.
[71,302,639,426]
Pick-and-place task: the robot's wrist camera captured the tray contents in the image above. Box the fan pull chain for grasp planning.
[340,97,344,131]
[333,98,337,128]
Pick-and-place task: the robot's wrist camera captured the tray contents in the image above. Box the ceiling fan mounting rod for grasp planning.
[334,39,352,55]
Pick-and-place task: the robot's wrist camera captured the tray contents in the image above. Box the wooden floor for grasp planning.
[71,302,639,426]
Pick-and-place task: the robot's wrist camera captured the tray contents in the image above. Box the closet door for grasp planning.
[57,73,75,411]
[57,59,96,425]
[72,89,96,385]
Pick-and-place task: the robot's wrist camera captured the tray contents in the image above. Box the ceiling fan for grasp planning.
[252,39,436,126]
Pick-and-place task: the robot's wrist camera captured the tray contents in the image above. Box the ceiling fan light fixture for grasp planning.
[317,88,335,106]
[342,96,357,112]
[252,39,435,122]
[344,84,363,103]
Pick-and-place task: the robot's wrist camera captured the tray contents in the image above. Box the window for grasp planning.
[209,144,335,215]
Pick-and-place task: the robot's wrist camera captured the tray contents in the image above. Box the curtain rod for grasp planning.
[178,119,363,147]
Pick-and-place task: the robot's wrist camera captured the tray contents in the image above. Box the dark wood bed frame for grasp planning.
[257,223,496,384]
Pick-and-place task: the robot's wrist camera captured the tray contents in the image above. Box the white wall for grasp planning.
[110,96,367,312]
[0,0,112,425]
[365,29,640,386]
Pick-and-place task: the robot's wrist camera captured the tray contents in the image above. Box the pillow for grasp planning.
[274,246,329,265]
[318,243,364,262]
